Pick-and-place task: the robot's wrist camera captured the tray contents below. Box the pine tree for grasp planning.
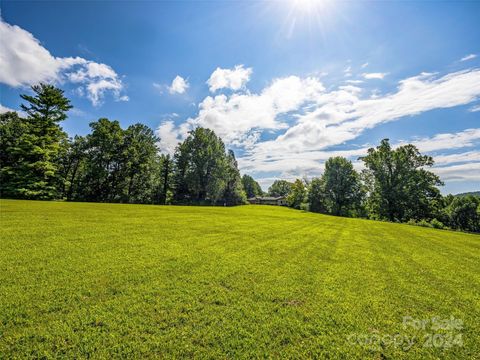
[1,84,72,199]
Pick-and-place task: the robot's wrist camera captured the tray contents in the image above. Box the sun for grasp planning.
[291,0,332,14]
[279,0,335,38]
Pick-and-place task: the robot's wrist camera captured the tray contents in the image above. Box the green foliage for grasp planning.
[1,199,479,358]
[20,83,72,124]
[60,119,160,204]
[121,123,160,203]
[78,118,126,202]
[407,218,445,229]
[429,218,445,229]
[268,180,293,197]
[58,135,87,200]
[156,154,174,205]
[445,195,480,232]
[242,174,263,198]
[321,157,364,216]
[173,127,244,205]
[0,84,71,199]
[360,139,443,222]
[307,177,327,213]
[0,112,29,197]
[455,191,480,198]
[223,150,247,206]
[2,84,477,224]
[286,179,306,209]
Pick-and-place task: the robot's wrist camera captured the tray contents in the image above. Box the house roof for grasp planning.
[248,196,285,201]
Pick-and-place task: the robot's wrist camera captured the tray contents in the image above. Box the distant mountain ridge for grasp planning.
[455,191,480,197]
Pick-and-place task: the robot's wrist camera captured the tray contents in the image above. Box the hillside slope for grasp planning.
[455,191,480,197]
[1,200,479,359]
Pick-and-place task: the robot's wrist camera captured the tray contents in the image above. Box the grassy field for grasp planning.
[0,199,479,359]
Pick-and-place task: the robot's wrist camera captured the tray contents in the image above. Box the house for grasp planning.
[247,196,287,206]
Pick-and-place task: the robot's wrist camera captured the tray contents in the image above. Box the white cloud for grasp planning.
[156,75,326,151]
[155,120,191,155]
[361,62,369,68]
[207,65,252,92]
[362,72,388,79]
[84,79,125,106]
[433,162,480,182]
[469,104,480,112]
[0,18,127,106]
[343,66,352,77]
[460,54,477,62]
[345,79,363,84]
[245,70,480,171]
[169,75,189,94]
[434,151,480,165]
[399,128,480,153]
[240,129,480,188]
[0,104,16,114]
[0,19,79,86]
[0,103,27,117]
[159,67,480,188]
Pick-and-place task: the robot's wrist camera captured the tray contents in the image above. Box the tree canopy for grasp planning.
[360,139,443,222]
[268,180,293,197]
[321,157,364,216]
[1,84,477,232]
[286,179,306,209]
[1,84,71,199]
[173,127,245,205]
[242,174,263,198]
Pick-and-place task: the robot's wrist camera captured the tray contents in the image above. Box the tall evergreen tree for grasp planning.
[3,84,72,199]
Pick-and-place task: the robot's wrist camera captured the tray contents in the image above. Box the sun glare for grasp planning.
[292,0,331,14]
[279,0,336,39]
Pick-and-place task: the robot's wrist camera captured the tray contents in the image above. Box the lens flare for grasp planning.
[280,0,336,39]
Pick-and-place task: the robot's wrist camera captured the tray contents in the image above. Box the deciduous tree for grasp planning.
[322,157,364,216]
[308,177,327,213]
[224,150,247,206]
[268,180,293,197]
[242,174,263,198]
[360,139,442,222]
[287,179,306,209]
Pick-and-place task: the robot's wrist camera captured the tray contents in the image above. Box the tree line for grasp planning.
[264,144,479,233]
[1,84,478,232]
[1,84,245,206]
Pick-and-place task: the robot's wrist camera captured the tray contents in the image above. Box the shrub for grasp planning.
[429,218,445,229]
[417,219,431,228]
[300,202,309,212]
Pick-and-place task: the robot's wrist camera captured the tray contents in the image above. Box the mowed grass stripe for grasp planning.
[1,199,479,358]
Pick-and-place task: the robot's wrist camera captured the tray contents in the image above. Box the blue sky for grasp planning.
[1,0,479,194]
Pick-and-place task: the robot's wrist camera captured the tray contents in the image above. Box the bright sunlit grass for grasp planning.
[1,200,479,358]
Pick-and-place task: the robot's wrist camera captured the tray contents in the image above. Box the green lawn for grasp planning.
[0,199,479,359]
